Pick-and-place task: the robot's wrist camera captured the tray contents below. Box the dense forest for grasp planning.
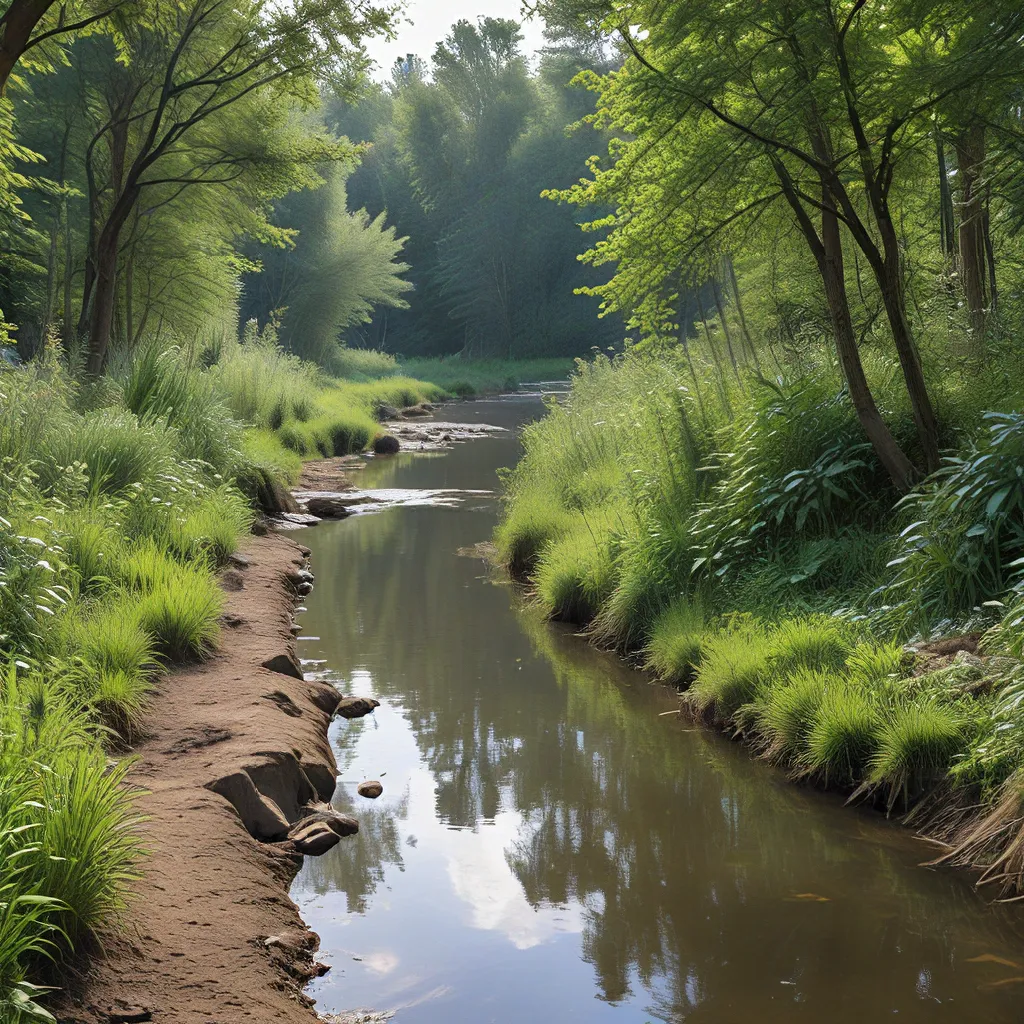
[4,0,1024,1018]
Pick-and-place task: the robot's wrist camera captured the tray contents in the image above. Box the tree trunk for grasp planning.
[87,225,120,375]
[726,255,762,374]
[954,124,988,348]
[818,184,917,493]
[62,193,74,354]
[0,0,56,96]
[935,132,956,261]
[874,216,941,474]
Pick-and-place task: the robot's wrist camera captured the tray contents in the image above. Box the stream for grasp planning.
[292,398,1024,1024]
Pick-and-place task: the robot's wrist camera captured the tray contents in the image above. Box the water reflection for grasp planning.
[293,400,1024,1024]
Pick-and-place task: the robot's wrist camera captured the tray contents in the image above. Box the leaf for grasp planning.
[987,486,1013,518]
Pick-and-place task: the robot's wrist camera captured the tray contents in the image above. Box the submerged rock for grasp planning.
[357,780,383,799]
[336,696,380,720]
[307,496,354,519]
[373,434,401,456]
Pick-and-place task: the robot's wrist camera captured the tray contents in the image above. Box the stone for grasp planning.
[227,552,251,569]
[373,434,401,456]
[251,519,269,537]
[262,653,304,680]
[377,404,399,421]
[335,696,380,720]
[296,581,313,596]
[289,822,341,857]
[291,809,359,837]
[357,780,383,799]
[401,404,430,418]
[207,772,290,841]
[307,496,354,519]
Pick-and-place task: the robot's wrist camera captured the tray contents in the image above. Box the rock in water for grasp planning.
[307,496,354,519]
[290,809,360,838]
[336,696,380,720]
[376,404,399,421]
[289,822,341,856]
[357,780,383,799]
[373,434,401,456]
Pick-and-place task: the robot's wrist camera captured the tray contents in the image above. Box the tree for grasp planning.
[535,0,1024,489]
[73,0,395,374]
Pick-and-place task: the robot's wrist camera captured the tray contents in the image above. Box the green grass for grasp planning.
[400,357,574,397]
[645,596,708,683]
[870,703,968,811]
[804,685,881,786]
[533,513,618,624]
[685,624,770,722]
[751,667,829,765]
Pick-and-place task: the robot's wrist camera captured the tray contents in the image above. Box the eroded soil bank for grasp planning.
[58,533,344,1024]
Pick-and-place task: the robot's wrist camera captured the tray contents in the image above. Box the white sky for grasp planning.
[364,1,548,79]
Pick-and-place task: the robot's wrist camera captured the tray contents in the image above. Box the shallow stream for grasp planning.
[293,398,1024,1024]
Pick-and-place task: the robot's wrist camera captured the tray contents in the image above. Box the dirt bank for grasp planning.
[57,533,347,1024]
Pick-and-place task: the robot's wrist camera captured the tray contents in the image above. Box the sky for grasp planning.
[364,1,548,79]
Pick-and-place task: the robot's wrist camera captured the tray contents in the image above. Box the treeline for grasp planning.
[322,18,624,359]
[0,0,411,375]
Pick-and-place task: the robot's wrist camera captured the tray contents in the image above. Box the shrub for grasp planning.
[166,488,251,565]
[496,492,574,579]
[71,604,156,679]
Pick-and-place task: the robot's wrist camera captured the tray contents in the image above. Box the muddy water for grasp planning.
[293,398,1024,1024]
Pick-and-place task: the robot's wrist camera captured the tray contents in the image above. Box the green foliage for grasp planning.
[534,512,618,623]
[766,616,857,676]
[400,358,575,396]
[870,703,969,811]
[752,668,829,765]
[885,411,1024,628]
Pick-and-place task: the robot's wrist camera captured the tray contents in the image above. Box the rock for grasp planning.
[335,696,380,720]
[208,772,290,840]
[307,496,354,519]
[264,927,311,953]
[297,544,312,557]
[227,552,251,569]
[291,809,359,837]
[953,650,985,670]
[373,434,401,456]
[357,780,383,799]
[289,821,341,857]
[377,403,399,421]
[252,519,269,536]
[262,653,304,680]
[297,581,313,596]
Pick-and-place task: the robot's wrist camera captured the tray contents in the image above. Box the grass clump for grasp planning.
[805,685,881,786]
[645,596,707,683]
[685,623,770,722]
[766,615,857,675]
[534,514,618,624]
[870,703,969,811]
[752,668,830,764]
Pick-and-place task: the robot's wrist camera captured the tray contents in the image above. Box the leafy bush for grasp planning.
[885,411,1024,628]
[132,568,223,662]
[804,685,881,785]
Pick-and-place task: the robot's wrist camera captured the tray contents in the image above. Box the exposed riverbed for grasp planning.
[293,398,1024,1024]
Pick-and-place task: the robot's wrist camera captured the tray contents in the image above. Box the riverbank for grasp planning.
[57,533,346,1024]
[496,354,1024,897]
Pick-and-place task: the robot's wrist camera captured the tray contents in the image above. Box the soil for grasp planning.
[55,533,346,1024]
